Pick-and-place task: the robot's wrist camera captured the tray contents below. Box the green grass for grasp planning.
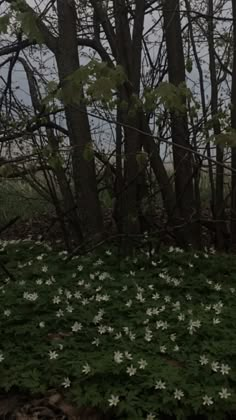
[0,241,235,419]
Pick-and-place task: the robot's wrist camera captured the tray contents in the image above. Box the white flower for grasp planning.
[82,363,91,374]
[211,361,220,372]
[45,279,52,286]
[0,352,4,362]
[172,301,181,311]
[36,279,43,285]
[188,319,201,335]
[72,322,82,332]
[74,291,82,299]
[219,388,231,399]
[213,318,221,325]
[129,332,136,341]
[98,325,107,334]
[82,298,89,305]
[4,309,11,317]
[138,359,147,369]
[174,389,184,400]
[53,296,61,304]
[214,283,221,291]
[92,338,100,346]
[124,351,132,360]
[199,355,208,366]
[41,265,48,272]
[62,377,71,388]
[56,309,64,318]
[155,380,166,390]
[66,305,73,313]
[173,345,180,352]
[37,254,44,260]
[77,265,83,271]
[145,328,153,342]
[160,345,166,353]
[108,394,119,407]
[146,414,156,420]
[170,333,176,342]
[39,321,45,328]
[114,351,123,364]
[220,363,231,375]
[136,292,145,302]
[152,293,160,300]
[202,395,213,406]
[48,350,58,360]
[127,365,137,376]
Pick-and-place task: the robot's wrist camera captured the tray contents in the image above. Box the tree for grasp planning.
[0,0,235,252]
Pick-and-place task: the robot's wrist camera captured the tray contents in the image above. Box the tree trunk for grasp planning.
[208,0,227,250]
[162,0,201,248]
[231,0,236,248]
[55,0,103,238]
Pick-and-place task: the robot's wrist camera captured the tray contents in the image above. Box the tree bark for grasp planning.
[162,0,201,247]
[207,0,227,250]
[55,0,103,237]
[231,0,236,247]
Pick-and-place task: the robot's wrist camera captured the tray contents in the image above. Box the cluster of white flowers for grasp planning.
[1,240,234,420]
[23,291,38,301]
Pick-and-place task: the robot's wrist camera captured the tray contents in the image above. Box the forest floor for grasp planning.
[0,240,235,420]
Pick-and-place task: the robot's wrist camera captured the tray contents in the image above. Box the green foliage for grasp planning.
[215,129,236,147]
[0,180,52,225]
[45,61,127,108]
[16,10,44,43]
[0,242,235,419]
[143,82,192,115]
[185,57,193,73]
[0,14,10,34]
[83,142,94,161]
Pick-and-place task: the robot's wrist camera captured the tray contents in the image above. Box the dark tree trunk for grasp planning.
[231,0,236,248]
[55,0,103,238]
[208,0,227,250]
[162,0,201,248]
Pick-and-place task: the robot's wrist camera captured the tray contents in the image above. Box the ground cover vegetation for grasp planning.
[0,240,235,419]
[1,1,236,418]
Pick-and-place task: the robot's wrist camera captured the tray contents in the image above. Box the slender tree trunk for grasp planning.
[114,0,141,236]
[185,0,215,221]
[18,56,83,244]
[208,0,227,250]
[162,0,201,248]
[231,0,236,248]
[55,0,103,238]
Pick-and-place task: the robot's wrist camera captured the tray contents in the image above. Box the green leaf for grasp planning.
[186,57,193,73]
[17,11,44,44]
[0,14,10,34]
[215,129,236,147]
[83,142,94,161]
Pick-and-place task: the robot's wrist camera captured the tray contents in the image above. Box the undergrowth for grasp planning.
[0,240,235,419]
